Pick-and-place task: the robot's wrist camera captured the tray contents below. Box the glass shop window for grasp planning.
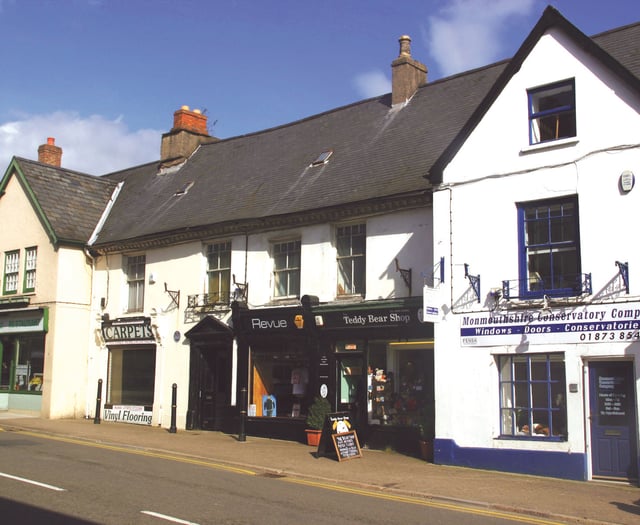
[367,342,432,429]
[107,347,156,406]
[499,353,567,439]
[0,334,45,392]
[250,347,310,418]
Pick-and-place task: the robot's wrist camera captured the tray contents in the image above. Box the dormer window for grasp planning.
[528,79,575,145]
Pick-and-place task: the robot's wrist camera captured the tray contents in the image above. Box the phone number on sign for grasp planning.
[579,331,640,342]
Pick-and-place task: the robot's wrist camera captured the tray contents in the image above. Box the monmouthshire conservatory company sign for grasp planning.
[460,303,640,346]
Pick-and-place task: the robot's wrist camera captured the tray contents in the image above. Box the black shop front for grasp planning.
[311,297,434,456]
[232,297,433,454]
[231,301,318,442]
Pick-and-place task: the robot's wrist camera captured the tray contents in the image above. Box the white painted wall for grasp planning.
[90,207,432,429]
[0,170,94,418]
[432,27,640,458]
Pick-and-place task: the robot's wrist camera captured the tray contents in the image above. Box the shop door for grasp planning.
[336,355,366,427]
[589,361,638,480]
[190,347,228,431]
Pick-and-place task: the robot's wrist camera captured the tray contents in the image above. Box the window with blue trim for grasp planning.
[528,79,575,145]
[518,196,581,298]
[499,353,566,439]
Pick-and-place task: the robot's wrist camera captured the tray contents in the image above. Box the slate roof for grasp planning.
[5,158,118,246]
[91,7,640,250]
[93,62,506,249]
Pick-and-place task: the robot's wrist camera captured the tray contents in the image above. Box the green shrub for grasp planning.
[306,396,331,430]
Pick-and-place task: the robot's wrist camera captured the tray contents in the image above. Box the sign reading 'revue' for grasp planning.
[251,318,288,329]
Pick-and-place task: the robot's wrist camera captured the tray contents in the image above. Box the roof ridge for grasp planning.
[15,156,114,185]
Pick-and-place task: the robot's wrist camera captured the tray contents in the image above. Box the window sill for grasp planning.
[496,434,567,442]
[336,294,365,302]
[520,137,578,155]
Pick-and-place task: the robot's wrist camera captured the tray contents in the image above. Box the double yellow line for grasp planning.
[6,429,564,525]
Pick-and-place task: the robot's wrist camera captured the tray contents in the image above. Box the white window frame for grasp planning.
[206,241,232,305]
[3,250,19,295]
[336,224,366,297]
[23,247,37,293]
[272,240,301,299]
[125,254,145,312]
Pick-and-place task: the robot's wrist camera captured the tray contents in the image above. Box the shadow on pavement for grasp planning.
[0,496,101,524]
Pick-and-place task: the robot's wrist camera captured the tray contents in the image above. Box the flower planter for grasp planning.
[419,439,433,462]
[305,429,322,446]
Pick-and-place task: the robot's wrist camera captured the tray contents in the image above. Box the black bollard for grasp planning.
[169,383,177,433]
[93,379,102,424]
[238,387,247,442]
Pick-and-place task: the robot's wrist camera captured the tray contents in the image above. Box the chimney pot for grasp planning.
[391,34,427,106]
[38,137,63,167]
[399,35,412,56]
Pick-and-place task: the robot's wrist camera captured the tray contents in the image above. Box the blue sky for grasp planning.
[1,0,638,174]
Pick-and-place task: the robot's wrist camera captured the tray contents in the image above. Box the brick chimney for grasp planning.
[160,105,216,164]
[38,137,63,167]
[391,35,427,106]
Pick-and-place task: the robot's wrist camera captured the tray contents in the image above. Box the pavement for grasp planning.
[0,413,639,525]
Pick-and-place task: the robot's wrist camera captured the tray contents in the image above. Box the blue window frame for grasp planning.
[518,196,581,298]
[499,353,567,439]
[528,79,575,145]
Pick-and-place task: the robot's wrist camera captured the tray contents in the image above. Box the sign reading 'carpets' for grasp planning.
[102,317,155,345]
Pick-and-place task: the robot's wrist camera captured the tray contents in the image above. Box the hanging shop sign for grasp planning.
[460,302,640,346]
[0,309,47,334]
[102,317,155,345]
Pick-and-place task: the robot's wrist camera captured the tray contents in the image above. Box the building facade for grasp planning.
[0,141,117,418]
[429,8,640,481]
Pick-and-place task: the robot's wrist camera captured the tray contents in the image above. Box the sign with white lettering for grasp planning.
[103,405,152,425]
[460,303,640,346]
[238,307,305,333]
[102,317,155,345]
[319,308,425,329]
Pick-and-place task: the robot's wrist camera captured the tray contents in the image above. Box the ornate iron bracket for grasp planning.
[395,258,412,291]
[615,261,629,294]
[464,264,481,303]
[164,283,180,309]
[232,274,248,302]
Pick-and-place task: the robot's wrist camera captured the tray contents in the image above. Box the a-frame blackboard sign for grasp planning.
[316,412,362,461]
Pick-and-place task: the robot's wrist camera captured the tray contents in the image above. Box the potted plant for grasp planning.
[305,396,331,446]
[417,414,434,461]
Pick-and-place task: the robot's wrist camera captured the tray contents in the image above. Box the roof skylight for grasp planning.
[174,181,194,196]
[310,150,333,166]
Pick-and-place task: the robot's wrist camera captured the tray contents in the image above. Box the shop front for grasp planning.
[452,302,640,481]
[0,307,47,413]
[311,297,434,457]
[101,316,157,425]
[232,302,316,442]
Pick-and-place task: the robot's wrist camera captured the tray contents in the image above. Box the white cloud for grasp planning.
[0,112,160,175]
[353,70,392,99]
[425,0,536,77]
